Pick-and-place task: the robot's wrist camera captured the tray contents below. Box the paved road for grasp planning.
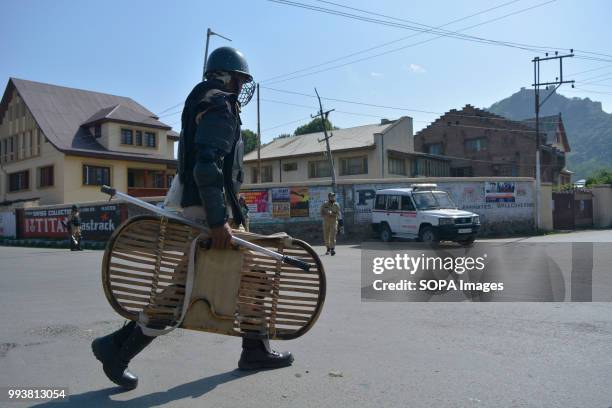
[1,230,611,407]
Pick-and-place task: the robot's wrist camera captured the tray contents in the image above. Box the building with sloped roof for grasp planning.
[0,78,178,206]
[414,105,571,185]
[243,117,449,184]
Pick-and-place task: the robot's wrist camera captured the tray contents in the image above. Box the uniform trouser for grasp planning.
[323,218,338,249]
[70,226,81,250]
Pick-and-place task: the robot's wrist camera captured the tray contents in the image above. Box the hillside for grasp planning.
[488,88,612,180]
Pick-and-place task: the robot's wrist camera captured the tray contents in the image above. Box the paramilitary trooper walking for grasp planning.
[67,205,82,251]
[320,192,341,255]
[91,47,293,391]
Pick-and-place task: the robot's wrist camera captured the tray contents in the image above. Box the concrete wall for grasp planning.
[539,182,553,232]
[592,184,612,228]
[377,117,414,178]
[240,177,536,242]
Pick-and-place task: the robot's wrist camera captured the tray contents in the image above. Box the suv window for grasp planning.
[401,196,415,211]
[387,195,400,211]
[374,195,386,210]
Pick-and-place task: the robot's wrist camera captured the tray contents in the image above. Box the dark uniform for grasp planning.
[67,205,82,251]
[91,47,292,391]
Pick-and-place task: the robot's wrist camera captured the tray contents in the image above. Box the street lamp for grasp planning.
[202,28,232,81]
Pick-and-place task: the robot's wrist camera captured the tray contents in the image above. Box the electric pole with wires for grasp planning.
[312,88,337,194]
[531,51,574,231]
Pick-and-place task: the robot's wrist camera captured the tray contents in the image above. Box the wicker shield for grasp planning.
[101,215,325,340]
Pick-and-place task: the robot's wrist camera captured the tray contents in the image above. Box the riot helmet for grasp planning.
[205,47,255,106]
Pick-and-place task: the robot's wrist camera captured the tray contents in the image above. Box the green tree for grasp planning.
[241,129,258,154]
[586,168,612,186]
[294,118,337,136]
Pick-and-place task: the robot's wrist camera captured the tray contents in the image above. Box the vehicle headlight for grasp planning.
[438,218,454,226]
[472,216,480,224]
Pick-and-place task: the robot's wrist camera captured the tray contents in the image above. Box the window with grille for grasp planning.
[427,143,443,155]
[153,172,165,188]
[38,166,54,188]
[283,162,297,172]
[135,130,143,146]
[308,160,331,178]
[340,156,367,176]
[8,170,29,192]
[121,128,133,145]
[388,157,406,175]
[450,167,473,177]
[251,166,273,182]
[144,132,156,147]
[83,165,110,186]
[261,166,273,182]
[464,138,487,152]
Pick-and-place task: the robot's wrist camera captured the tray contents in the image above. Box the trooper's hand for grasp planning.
[210,223,233,249]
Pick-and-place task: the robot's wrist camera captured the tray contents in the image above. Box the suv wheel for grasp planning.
[380,223,393,242]
[419,226,439,244]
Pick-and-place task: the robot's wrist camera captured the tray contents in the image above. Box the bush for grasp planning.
[586,168,612,186]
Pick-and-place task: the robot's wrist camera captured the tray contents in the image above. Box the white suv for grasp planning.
[371,184,480,245]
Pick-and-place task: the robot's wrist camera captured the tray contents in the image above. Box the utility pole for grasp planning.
[532,51,574,231]
[202,28,232,81]
[257,83,262,183]
[312,88,337,194]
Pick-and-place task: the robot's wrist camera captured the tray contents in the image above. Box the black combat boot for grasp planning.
[238,338,294,370]
[330,248,336,256]
[91,322,155,390]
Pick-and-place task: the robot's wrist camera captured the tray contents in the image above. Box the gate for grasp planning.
[552,190,593,230]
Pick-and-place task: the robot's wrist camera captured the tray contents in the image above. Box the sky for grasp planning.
[2,0,612,145]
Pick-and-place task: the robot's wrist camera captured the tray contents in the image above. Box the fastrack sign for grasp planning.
[21,203,127,241]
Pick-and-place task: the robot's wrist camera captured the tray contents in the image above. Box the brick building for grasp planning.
[414,105,571,185]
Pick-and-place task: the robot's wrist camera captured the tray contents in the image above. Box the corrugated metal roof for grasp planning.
[244,121,396,161]
[3,78,175,162]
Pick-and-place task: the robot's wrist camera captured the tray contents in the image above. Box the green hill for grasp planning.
[488,88,612,180]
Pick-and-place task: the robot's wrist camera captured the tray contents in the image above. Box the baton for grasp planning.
[100,186,311,272]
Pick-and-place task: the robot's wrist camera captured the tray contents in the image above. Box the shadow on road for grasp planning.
[30,369,254,408]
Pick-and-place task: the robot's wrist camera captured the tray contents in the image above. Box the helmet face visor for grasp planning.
[238,78,256,107]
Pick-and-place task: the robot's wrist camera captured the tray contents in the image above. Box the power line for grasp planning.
[156,102,183,116]
[578,70,612,83]
[158,108,183,118]
[264,0,560,84]
[260,0,523,83]
[569,64,612,77]
[565,88,612,96]
[260,86,561,124]
[267,0,556,52]
[318,0,612,61]
[266,0,612,83]
[262,116,314,132]
[575,82,612,88]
